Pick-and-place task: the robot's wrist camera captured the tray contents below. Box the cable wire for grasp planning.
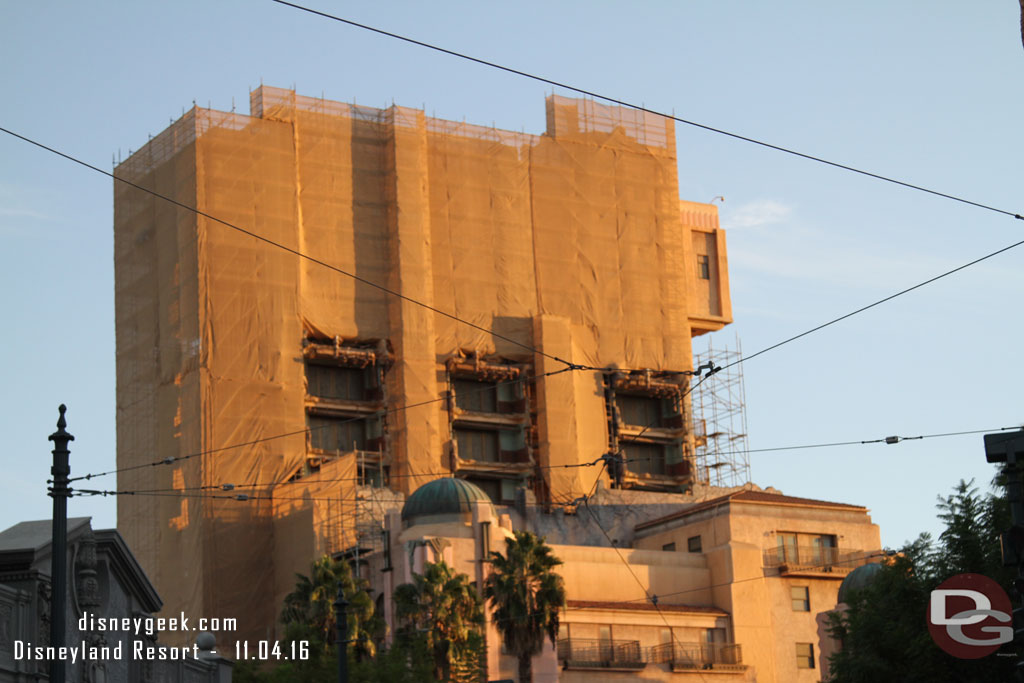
[81,423,1020,500]
[68,364,581,482]
[271,0,1024,222]
[0,125,594,374]
[5,123,1021,454]
[727,237,1024,368]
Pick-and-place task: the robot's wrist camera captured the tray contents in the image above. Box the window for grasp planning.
[662,542,676,552]
[795,642,815,669]
[598,625,613,660]
[622,442,669,475]
[706,628,726,645]
[687,535,702,553]
[453,377,525,414]
[456,428,499,463]
[772,532,838,567]
[306,364,367,401]
[617,394,667,428]
[480,521,491,558]
[697,254,711,280]
[811,534,838,565]
[464,477,518,505]
[606,371,687,487]
[308,414,375,452]
[777,532,798,563]
[660,628,673,645]
[791,586,810,612]
[301,340,388,483]
[453,379,498,413]
[448,357,533,499]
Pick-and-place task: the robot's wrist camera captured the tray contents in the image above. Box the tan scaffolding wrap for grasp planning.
[113,87,730,643]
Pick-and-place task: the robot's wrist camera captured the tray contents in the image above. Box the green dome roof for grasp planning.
[401,478,495,523]
[837,562,884,604]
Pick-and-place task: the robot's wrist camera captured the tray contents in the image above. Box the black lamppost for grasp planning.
[48,404,74,683]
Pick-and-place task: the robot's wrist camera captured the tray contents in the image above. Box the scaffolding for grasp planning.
[692,337,751,488]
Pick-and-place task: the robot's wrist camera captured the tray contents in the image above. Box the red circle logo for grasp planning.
[927,573,1013,659]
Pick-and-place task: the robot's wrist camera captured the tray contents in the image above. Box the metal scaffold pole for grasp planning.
[693,337,751,488]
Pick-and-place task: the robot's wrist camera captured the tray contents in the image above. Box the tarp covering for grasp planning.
[114,87,730,642]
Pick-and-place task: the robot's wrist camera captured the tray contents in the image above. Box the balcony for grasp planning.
[763,545,874,577]
[650,642,746,672]
[556,638,645,671]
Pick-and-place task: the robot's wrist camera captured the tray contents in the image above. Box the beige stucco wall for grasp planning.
[634,499,881,683]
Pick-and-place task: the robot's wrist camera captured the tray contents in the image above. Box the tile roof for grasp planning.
[635,490,865,531]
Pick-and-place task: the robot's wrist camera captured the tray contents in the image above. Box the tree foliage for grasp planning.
[280,555,380,661]
[484,530,566,683]
[235,554,433,683]
[826,478,1016,683]
[393,560,486,682]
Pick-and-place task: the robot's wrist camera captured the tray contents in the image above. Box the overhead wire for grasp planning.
[0,125,596,376]
[0,5,1017,492]
[261,2,1024,370]
[6,120,1022,483]
[270,0,1024,222]
[12,4,1010,655]
[68,364,581,482]
[73,454,644,500]
[726,237,1024,368]
[579,490,714,679]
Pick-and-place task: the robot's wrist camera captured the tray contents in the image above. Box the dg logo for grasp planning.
[927,573,1013,659]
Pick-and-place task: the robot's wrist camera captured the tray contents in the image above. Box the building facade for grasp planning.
[114,86,885,681]
[0,518,231,683]
[380,479,881,682]
[113,86,731,642]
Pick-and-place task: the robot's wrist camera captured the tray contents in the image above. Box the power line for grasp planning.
[76,361,718,485]
[728,237,1024,368]
[75,454,651,497]
[0,125,596,374]
[271,0,1024,223]
[5,122,1020,467]
[68,364,581,482]
[579,493,720,680]
[699,425,1024,458]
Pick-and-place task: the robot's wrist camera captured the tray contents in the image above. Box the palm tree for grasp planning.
[281,555,379,661]
[393,560,486,682]
[484,531,566,683]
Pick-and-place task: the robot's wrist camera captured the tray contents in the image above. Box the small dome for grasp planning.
[401,478,495,524]
[837,562,884,604]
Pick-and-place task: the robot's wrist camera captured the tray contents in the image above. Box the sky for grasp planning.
[1,1,1022,551]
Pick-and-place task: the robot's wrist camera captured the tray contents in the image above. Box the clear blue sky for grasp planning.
[2,1,1021,550]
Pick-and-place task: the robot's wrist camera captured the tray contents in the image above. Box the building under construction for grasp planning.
[113,86,736,643]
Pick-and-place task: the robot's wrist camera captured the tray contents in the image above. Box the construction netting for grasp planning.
[113,86,728,641]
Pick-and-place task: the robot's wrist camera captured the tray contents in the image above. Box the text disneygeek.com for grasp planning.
[12,611,239,663]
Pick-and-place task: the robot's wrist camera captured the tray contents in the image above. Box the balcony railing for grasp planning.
[650,642,745,671]
[556,638,645,670]
[763,545,873,574]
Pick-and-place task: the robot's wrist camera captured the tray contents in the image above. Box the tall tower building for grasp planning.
[113,87,732,640]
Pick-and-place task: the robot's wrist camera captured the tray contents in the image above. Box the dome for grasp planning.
[837,562,884,604]
[401,478,495,524]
